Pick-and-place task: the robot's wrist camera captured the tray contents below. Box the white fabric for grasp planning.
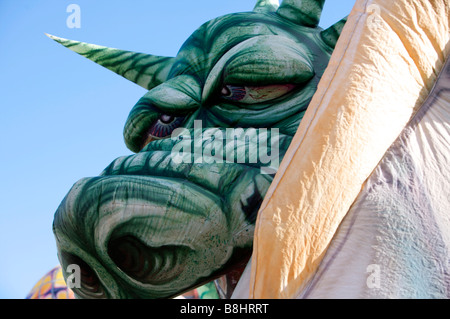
[297,56,450,298]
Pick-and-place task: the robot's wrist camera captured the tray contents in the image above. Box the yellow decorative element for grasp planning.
[26,266,75,299]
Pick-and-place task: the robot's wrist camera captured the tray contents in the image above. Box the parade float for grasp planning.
[29,0,449,299]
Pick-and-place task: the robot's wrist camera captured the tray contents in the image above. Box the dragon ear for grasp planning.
[253,0,280,13]
[320,16,347,49]
[46,34,174,90]
[277,0,325,27]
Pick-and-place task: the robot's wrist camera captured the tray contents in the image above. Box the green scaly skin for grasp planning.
[50,0,347,299]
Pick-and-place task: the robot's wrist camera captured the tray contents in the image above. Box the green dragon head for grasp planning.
[50,0,346,299]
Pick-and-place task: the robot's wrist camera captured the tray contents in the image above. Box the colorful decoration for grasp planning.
[26,266,75,299]
[178,282,219,299]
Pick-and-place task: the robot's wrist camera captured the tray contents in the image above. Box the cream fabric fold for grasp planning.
[248,0,449,299]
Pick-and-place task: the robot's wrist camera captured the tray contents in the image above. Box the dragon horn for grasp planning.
[277,0,325,27]
[46,34,174,90]
[320,16,348,48]
[253,0,280,13]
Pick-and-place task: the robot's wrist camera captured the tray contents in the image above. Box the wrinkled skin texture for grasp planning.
[51,0,346,298]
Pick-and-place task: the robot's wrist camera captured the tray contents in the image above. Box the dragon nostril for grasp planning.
[108,236,190,285]
[108,236,151,280]
[108,236,144,275]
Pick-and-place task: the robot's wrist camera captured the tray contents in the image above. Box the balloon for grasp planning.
[26,266,75,299]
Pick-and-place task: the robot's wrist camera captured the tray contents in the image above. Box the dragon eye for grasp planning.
[148,114,184,139]
[221,85,246,101]
[221,84,297,104]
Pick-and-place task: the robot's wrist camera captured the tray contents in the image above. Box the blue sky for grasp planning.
[0,0,355,298]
